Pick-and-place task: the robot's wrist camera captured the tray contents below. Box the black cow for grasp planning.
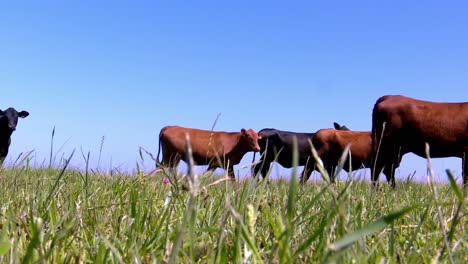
[252,122,349,181]
[0,108,29,164]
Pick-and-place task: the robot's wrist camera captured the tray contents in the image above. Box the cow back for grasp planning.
[375,95,468,157]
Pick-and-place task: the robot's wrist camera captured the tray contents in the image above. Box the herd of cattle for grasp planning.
[155,95,467,188]
[1,95,467,187]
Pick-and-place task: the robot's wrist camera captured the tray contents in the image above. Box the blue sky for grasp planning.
[1,1,467,182]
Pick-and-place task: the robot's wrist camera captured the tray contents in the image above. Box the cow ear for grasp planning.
[241,128,247,135]
[258,133,263,139]
[19,111,29,118]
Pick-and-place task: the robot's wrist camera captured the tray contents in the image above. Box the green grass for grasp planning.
[0,160,466,263]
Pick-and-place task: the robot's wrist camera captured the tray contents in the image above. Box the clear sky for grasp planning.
[1,1,467,182]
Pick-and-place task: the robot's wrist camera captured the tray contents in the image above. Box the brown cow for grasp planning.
[309,129,378,182]
[372,95,468,188]
[156,126,261,179]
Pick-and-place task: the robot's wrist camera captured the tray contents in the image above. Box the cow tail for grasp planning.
[371,102,378,158]
[371,96,386,173]
[156,127,165,167]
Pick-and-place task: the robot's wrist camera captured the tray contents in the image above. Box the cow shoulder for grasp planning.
[313,129,335,148]
[258,129,278,139]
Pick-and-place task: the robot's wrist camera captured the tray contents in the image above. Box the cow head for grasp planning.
[258,132,265,139]
[241,128,261,152]
[0,108,29,135]
[333,122,350,131]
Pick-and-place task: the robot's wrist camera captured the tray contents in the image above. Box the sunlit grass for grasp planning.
[0,157,466,263]
[0,132,465,263]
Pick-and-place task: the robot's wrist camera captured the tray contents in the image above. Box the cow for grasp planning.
[310,129,388,183]
[0,107,29,164]
[252,122,349,181]
[156,125,261,179]
[371,95,468,188]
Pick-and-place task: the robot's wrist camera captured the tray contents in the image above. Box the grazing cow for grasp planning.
[0,107,29,164]
[252,122,349,181]
[156,126,261,179]
[310,129,388,183]
[372,95,468,188]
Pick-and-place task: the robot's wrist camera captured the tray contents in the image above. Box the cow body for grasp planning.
[253,122,349,181]
[372,95,468,187]
[0,108,29,164]
[312,129,376,182]
[157,126,260,179]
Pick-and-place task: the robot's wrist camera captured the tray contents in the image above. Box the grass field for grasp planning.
[0,151,466,263]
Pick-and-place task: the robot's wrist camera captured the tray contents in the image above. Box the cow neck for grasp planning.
[0,127,12,142]
[228,133,249,157]
[0,131,10,156]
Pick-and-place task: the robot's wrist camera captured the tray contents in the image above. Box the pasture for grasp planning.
[0,152,466,263]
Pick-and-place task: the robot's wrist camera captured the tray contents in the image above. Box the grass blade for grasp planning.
[446,169,463,202]
[330,205,416,251]
[43,149,75,209]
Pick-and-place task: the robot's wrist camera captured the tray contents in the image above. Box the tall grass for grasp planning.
[0,137,466,263]
[0,168,466,262]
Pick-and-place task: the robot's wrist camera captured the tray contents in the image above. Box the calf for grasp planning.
[0,107,29,164]
[372,95,468,187]
[157,125,260,179]
[253,122,349,181]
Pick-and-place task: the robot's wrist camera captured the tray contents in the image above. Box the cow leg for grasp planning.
[162,151,178,167]
[252,159,261,178]
[260,162,271,179]
[463,151,467,188]
[383,162,396,189]
[226,164,236,180]
[160,152,181,175]
[371,166,379,187]
[300,163,314,184]
[324,164,336,183]
[371,156,384,188]
[386,149,402,189]
[372,150,397,189]
[330,166,337,183]
[207,162,219,176]
[255,153,273,179]
[253,155,271,179]
[0,147,8,166]
[253,158,267,178]
[372,135,394,188]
